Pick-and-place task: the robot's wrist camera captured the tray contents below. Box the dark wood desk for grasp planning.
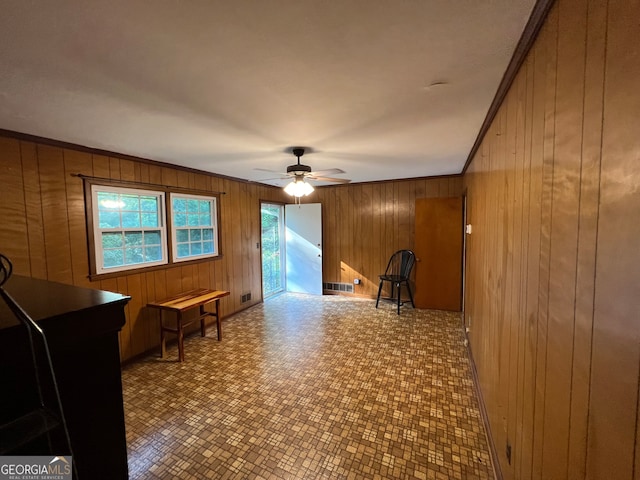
[0,275,130,479]
[147,288,230,362]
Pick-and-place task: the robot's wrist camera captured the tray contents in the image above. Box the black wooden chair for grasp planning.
[375,250,416,314]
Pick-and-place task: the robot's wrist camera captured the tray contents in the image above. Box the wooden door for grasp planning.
[285,203,323,295]
[414,197,463,311]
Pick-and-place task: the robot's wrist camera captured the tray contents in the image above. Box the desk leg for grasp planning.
[160,311,166,358]
[215,299,222,341]
[177,312,185,362]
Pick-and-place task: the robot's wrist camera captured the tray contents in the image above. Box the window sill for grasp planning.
[88,254,225,282]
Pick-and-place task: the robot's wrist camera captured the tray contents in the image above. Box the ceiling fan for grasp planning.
[256,147,350,197]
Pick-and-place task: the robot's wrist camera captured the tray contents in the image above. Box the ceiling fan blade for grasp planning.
[308,176,351,184]
[254,167,286,174]
[308,168,345,176]
[255,176,289,182]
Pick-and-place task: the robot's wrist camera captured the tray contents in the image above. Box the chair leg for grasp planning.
[405,280,415,308]
[397,283,401,315]
[375,280,384,308]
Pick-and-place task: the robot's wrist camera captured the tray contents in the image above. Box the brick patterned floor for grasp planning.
[123,293,494,479]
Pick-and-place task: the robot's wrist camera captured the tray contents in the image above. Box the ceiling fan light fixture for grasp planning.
[284,177,314,197]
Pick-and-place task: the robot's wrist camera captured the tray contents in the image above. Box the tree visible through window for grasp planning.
[87,183,221,276]
[91,185,168,274]
[261,203,285,297]
[170,193,218,262]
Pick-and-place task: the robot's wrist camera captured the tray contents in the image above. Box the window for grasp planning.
[91,185,167,274]
[86,182,221,277]
[170,193,218,262]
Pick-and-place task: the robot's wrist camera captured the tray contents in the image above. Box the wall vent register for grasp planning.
[323,282,354,294]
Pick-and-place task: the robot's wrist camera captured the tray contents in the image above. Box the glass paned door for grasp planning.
[261,203,285,298]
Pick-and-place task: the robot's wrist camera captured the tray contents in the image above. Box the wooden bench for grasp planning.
[147,288,230,362]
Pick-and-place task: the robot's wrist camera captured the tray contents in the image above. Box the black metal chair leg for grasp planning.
[406,281,415,308]
[396,283,401,315]
[375,280,384,308]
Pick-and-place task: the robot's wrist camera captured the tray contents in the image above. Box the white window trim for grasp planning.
[91,184,168,275]
[170,192,219,263]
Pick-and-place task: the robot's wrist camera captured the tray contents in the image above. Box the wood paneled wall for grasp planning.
[0,134,287,362]
[313,176,461,297]
[0,131,460,361]
[463,0,640,478]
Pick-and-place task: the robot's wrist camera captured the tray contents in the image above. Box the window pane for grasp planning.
[203,228,213,240]
[200,214,212,226]
[125,231,143,247]
[176,229,189,242]
[140,197,158,212]
[103,249,124,268]
[190,229,202,241]
[144,246,162,262]
[141,213,158,228]
[99,210,121,228]
[102,232,123,248]
[177,244,190,258]
[122,195,140,211]
[191,243,202,255]
[98,192,120,209]
[187,199,199,213]
[203,241,214,253]
[173,198,187,212]
[122,212,141,228]
[144,231,161,245]
[125,247,144,264]
[199,200,211,213]
[174,213,187,227]
[187,214,199,227]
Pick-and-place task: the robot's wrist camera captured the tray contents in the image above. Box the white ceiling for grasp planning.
[0,1,535,186]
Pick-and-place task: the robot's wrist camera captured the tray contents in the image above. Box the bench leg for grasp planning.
[177,312,185,362]
[215,299,222,341]
[160,312,166,358]
[200,305,207,337]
